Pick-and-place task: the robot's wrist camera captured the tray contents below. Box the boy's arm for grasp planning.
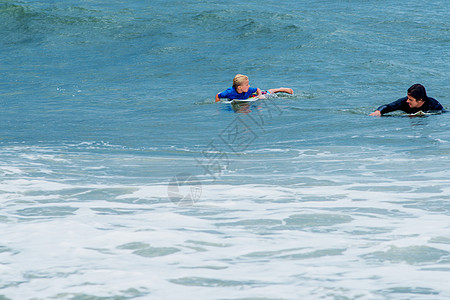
[255,88,262,98]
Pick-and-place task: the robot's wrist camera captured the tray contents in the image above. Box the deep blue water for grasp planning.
[1,1,450,299]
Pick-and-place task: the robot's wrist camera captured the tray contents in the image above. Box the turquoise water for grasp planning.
[1,0,450,299]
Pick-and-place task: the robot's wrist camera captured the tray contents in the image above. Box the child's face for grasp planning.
[237,80,250,93]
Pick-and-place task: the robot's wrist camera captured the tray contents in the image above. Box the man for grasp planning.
[369,84,444,116]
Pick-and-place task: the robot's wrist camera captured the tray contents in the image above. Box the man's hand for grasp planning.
[369,110,381,117]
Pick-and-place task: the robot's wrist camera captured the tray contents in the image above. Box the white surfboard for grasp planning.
[230,97,260,104]
[229,94,269,104]
[409,111,428,117]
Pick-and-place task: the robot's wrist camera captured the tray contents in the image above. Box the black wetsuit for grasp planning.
[377,96,444,115]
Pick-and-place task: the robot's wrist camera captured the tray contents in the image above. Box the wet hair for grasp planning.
[233,74,248,89]
[407,84,428,101]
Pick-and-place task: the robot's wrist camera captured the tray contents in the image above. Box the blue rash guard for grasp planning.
[377,96,444,115]
[217,86,258,100]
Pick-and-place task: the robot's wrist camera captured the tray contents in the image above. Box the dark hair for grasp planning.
[407,84,428,101]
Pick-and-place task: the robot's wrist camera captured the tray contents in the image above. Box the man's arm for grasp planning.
[369,97,407,116]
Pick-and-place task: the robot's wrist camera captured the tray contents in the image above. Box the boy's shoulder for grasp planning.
[219,86,237,97]
[223,86,236,93]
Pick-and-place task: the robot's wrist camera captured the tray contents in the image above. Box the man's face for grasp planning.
[406,95,424,108]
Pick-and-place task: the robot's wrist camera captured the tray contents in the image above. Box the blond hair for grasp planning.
[233,74,248,89]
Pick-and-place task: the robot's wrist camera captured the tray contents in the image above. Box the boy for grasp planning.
[215,74,293,102]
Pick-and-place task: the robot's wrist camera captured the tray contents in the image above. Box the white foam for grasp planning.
[2,142,450,299]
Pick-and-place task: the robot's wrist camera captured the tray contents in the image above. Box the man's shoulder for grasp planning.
[387,96,409,107]
[428,96,440,104]
[396,96,408,103]
[428,97,444,110]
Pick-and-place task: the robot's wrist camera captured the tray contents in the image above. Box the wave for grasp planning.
[0,2,160,46]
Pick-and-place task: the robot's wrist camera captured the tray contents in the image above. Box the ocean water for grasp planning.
[1,0,450,299]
